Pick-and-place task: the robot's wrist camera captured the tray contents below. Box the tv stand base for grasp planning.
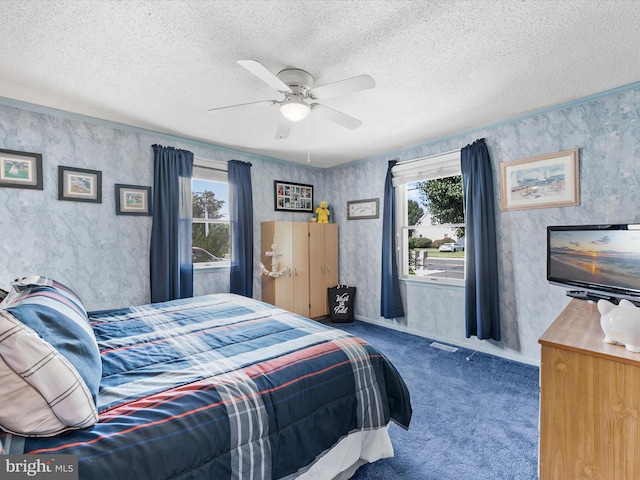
[565,290,640,307]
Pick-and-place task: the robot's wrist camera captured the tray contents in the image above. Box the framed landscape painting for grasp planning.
[500,149,579,211]
[0,149,43,190]
[115,184,152,216]
[58,166,102,203]
[116,183,151,215]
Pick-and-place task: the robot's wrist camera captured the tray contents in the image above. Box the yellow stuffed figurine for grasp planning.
[315,201,330,223]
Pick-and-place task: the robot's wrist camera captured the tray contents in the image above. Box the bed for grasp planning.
[0,276,411,479]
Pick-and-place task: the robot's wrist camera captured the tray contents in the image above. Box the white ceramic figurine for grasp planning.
[598,299,640,352]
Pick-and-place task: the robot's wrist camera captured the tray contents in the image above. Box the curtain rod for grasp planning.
[193,164,227,173]
[396,148,461,166]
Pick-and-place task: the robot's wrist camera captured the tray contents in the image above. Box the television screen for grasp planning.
[547,224,640,302]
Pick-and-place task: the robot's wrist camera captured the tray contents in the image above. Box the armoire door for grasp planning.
[309,223,339,318]
[291,222,310,316]
[323,223,339,292]
[261,221,293,312]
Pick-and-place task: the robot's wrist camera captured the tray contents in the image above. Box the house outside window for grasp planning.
[192,159,230,269]
[394,151,465,286]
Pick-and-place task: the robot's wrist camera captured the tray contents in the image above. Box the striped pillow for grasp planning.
[0,276,100,436]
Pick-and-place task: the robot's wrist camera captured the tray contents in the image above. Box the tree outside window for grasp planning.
[415,176,465,239]
[404,175,465,282]
[192,179,230,266]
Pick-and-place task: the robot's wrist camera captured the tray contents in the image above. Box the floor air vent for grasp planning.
[429,342,458,353]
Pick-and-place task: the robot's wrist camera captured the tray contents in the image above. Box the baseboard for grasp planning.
[353,315,540,367]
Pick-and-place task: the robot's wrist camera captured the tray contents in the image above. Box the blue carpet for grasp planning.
[326,320,540,480]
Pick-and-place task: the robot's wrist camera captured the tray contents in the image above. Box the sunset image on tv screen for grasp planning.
[549,229,640,291]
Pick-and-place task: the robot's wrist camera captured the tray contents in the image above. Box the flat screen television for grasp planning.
[547,223,640,304]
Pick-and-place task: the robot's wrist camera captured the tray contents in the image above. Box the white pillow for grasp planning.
[0,312,98,436]
[0,277,100,436]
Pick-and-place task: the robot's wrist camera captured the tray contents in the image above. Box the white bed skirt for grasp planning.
[295,425,394,480]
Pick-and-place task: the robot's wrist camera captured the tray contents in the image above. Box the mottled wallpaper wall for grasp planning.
[0,102,322,311]
[329,85,640,364]
[1,82,639,365]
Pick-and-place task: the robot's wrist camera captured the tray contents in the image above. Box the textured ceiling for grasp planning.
[1,1,640,168]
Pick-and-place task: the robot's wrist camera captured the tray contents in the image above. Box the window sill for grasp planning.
[400,276,465,289]
[194,263,230,273]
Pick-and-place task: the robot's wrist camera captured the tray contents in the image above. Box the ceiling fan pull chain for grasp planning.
[307,116,311,163]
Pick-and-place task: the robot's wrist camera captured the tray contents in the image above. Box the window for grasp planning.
[394,151,465,286]
[192,159,230,268]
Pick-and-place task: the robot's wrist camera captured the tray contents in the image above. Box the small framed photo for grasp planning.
[500,149,579,211]
[347,198,380,220]
[0,148,43,190]
[115,184,152,216]
[274,180,314,212]
[58,166,102,203]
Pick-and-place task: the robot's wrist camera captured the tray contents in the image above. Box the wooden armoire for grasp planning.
[261,221,338,319]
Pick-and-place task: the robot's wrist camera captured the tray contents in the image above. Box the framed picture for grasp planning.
[274,180,314,212]
[58,166,102,203]
[499,149,579,211]
[347,198,380,220]
[0,148,43,190]
[115,184,152,216]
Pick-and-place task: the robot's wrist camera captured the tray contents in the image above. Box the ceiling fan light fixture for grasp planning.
[280,96,310,121]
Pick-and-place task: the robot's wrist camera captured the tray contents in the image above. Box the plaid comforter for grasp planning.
[21,294,411,479]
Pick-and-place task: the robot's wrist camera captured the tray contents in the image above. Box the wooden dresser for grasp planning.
[539,298,640,479]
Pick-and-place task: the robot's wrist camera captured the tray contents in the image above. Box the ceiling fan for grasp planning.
[208,60,375,139]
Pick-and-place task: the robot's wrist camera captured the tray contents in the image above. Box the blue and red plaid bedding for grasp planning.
[20,294,411,479]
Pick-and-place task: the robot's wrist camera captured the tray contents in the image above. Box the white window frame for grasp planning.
[192,157,230,270]
[393,150,465,287]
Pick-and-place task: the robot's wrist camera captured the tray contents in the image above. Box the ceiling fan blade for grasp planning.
[311,104,362,130]
[309,74,375,99]
[275,117,293,139]
[208,99,276,113]
[238,60,292,93]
